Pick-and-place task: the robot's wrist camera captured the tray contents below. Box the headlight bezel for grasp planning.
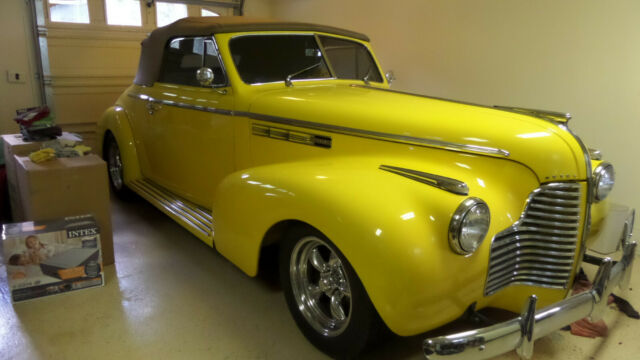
[448,197,491,255]
[593,162,615,202]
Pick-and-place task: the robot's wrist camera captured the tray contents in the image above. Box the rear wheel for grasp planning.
[104,133,132,198]
[279,226,385,358]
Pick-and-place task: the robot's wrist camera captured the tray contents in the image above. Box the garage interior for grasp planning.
[1,1,639,359]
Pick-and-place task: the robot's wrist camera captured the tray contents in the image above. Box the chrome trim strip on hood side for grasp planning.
[379,165,469,195]
[238,111,510,157]
[127,92,510,157]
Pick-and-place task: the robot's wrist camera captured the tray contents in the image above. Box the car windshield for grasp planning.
[229,34,382,84]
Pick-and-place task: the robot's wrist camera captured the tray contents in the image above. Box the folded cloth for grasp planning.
[29,148,56,163]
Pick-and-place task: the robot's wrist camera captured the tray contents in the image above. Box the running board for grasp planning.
[128,179,213,241]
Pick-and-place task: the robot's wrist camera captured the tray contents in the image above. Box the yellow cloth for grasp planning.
[29,148,56,163]
[73,145,92,156]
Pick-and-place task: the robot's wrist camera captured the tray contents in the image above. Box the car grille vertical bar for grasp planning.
[484,182,582,296]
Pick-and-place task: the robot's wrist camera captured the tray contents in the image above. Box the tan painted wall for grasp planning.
[0,0,41,135]
[270,0,640,221]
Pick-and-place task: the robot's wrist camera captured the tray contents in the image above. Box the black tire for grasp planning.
[279,225,386,359]
[103,133,134,199]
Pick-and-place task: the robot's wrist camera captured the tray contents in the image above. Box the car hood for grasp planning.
[247,83,587,181]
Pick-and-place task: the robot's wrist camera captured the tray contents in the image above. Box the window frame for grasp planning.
[317,34,384,84]
[158,35,229,89]
[228,32,384,86]
[228,33,336,86]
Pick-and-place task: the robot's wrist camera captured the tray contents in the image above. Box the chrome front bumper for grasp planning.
[423,223,636,359]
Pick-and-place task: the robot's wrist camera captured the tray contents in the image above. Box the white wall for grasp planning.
[244,0,273,17]
[0,0,41,135]
[270,0,640,220]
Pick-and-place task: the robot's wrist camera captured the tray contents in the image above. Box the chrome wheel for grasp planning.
[107,137,124,190]
[290,236,352,337]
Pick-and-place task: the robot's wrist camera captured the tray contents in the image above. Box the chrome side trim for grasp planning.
[128,178,213,239]
[127,93,233,116]
[240,111,510,157]
[127,92,510,157]
[379,165,469,195]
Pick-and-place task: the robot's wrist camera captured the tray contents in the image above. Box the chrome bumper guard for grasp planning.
[423,240,637,360]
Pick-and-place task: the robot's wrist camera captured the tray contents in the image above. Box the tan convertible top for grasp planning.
[134,16,370,86]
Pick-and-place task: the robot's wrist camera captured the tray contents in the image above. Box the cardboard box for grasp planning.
[2,133,82,221]
[2,215,104,303]
[14,154,114,265]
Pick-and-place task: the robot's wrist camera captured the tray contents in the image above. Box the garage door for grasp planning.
[34,0,240,149]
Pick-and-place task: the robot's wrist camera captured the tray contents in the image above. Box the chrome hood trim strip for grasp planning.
[128,92,510,157]
[493,105,572,124]
[238,111,510,157]
[379,165,469,195]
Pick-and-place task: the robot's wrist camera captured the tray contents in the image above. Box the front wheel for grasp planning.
[279,226,386,358]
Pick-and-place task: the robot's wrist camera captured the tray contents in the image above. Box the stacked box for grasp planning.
[13,154,114,265]
[1,133,83,221]
[2,215,104,303]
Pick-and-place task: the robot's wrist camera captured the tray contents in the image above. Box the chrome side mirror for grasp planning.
[196,67,214,86]
[385,70,396,84]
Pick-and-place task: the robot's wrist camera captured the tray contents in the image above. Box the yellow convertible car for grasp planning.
[98,17,636,359]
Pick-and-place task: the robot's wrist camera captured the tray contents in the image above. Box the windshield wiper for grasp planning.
[285,62,323,87]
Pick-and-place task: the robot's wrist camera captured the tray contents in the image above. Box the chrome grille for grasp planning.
[484,182,582,295]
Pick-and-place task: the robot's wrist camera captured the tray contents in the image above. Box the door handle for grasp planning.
[146,101,162,115]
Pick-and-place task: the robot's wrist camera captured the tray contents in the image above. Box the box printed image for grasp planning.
[2,215,104,302]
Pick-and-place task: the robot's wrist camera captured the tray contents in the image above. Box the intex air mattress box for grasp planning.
[2,215,104,303]
[40,248,100,280]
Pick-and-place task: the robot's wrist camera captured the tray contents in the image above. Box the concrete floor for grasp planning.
[1,195,640,359]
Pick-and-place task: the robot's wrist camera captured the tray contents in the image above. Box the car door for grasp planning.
[138,36,235,207]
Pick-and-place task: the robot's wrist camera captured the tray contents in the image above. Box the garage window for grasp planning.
[159,37,227,87]
[105,0,142,26]
[49,0,90,24]
[156,1,188,27]
[201,9,220,17]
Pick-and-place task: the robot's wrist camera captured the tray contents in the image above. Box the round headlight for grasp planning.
[449,198,490,255]
[594,162,615,201]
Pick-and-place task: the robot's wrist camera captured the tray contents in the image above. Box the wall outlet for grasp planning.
[6,70,26,84]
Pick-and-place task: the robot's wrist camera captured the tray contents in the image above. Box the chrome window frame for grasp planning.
[316,34,384,84]
[158,35,230,89]
[228,33,335,85]
[228,32,384,86]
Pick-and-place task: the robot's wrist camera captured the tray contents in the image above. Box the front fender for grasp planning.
[212,154,541,335]
[97,105,142,184]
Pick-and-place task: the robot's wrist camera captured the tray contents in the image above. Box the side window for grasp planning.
[158,37,227,87]
[319,36,383,83]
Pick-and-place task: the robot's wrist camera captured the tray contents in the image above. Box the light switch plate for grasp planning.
[6,70,26,84]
